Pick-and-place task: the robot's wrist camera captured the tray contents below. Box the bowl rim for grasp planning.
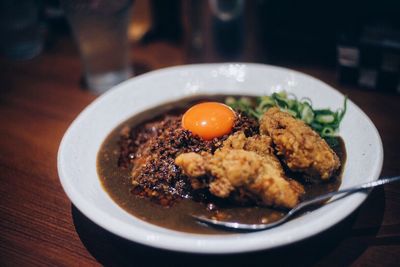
[57,63,384,254]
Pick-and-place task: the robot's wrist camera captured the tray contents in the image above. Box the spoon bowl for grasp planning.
[193,176,400,231]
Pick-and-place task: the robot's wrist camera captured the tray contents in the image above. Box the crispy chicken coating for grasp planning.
[260,107,340,180]
[175,132,304,209]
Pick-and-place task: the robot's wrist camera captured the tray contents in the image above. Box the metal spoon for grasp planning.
[192,176,400,231]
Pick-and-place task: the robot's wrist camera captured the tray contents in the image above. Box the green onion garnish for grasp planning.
[225,91,348,138]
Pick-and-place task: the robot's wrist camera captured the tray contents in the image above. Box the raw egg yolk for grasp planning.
[182,102,236,140]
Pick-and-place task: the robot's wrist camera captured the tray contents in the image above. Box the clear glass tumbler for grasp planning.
[61,0,134,94]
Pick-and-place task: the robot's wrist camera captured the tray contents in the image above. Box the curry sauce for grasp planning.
[97,95,346,234]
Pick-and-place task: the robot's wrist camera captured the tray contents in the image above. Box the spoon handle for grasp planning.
[296,176,400,210]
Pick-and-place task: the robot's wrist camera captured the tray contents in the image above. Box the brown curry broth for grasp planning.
[97,95,346,234]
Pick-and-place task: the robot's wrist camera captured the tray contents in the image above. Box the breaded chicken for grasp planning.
[260,107,340,180]
[175,132,304,209]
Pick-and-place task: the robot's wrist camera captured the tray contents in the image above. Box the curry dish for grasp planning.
[97,95,346,234]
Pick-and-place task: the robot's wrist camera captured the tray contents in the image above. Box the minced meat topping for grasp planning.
[118,112,258,206]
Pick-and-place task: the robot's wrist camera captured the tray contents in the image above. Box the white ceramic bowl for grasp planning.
[58,63,383,254]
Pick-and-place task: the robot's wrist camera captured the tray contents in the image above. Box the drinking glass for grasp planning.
[0,0,43,60]
[182,0,262,63]
[60,0,134,94]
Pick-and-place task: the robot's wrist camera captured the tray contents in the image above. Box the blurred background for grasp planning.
[1,0,400,93]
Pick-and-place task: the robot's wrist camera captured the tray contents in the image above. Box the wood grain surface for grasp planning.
[0,37,399,267]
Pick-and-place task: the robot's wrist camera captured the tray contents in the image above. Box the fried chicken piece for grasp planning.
[260,107,340,180]
[175,132,304,208]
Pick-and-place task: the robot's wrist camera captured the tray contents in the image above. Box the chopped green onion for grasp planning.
[316,114,335,124]
[225,96,236,106]
[321,126,335,137]
[225,91,347,138]
[300,103,314,124]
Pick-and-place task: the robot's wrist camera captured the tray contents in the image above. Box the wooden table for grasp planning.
[1,37,399,267]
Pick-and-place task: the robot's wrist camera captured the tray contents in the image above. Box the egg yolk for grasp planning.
[182,102,236,140]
